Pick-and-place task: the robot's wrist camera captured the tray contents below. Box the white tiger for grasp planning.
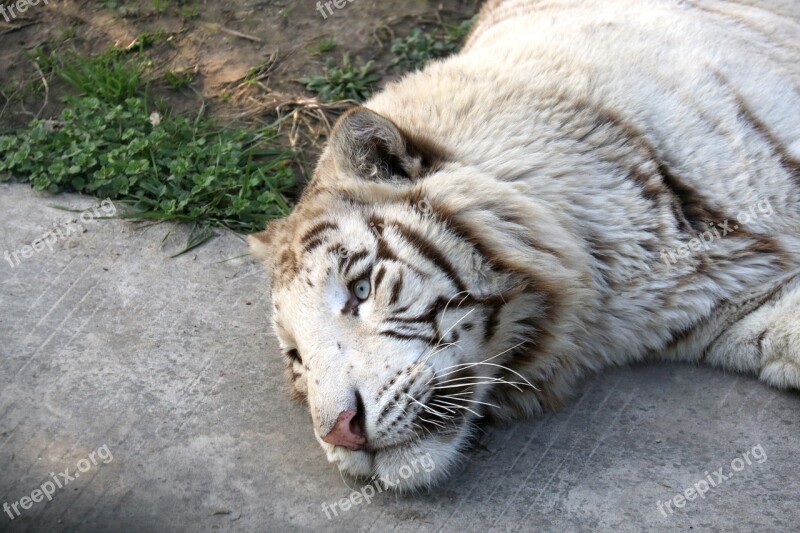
[249,0,800,490]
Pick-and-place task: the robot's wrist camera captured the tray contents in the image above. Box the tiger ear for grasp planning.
[247,218,288,271]
[328,107,443,181]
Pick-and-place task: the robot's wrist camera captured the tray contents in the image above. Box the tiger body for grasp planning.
[250,0,800,490]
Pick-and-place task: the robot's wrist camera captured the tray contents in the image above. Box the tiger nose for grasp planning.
[321,410,366,450]
[321,395,366,450]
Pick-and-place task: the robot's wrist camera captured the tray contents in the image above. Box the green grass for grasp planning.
[310,36,336,57]
[43,49,148,103]
[162,68,195,90]
[0,51,296,242]
[151,0,170,14]
[179,2,200,20]
[391,17,476,72]
[301,53,380,102]
[1,14,478,249]
[299,18,473,104]
[59,25,79,41]
[243,59,275,85]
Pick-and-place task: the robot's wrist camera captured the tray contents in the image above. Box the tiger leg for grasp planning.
[702,272,800,390]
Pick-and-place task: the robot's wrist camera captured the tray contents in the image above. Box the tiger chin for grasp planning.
[248,0,800,491]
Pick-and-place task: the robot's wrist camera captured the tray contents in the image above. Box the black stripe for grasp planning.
[342,249,369,276]
[387,294,475,324]
[712,69,800,184]
[379,330,437,345]
[426,203,499,271]
[389,271,404,305]
[304,237,325,254]
[655,160,723,234]
[391,222,467,293]
[369,214,430,277]
[375,238,397,262]
[300,221,338,245]
[597,110,725,234]
[484,304,504,342]
[548,96,736,236]
[387,323,436,338]
[373,265,387,292]
[387,314,430,324]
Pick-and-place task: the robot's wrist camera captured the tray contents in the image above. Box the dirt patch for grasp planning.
[1,0,481,173]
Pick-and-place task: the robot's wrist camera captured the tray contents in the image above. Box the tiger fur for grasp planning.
[248,0,800,490]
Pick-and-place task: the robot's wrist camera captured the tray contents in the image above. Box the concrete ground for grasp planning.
[1,181,798,532]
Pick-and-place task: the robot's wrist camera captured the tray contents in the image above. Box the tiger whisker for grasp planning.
[430,398,482,417]
[418,416,447,429]
[412,341,460,369]
[434,377,529,387]
[426,294,473,357]
[404,393,449,418]
[408,307,475,374]
[431,375,516,385]
[435,379,527,393]
[434,342,527,377]
[437,396,501,410]
[392,400,408,416]
[437,391,474,398]
[412,421,435,439]
[434,380,527,391]
[440,361,537,390]
[423,291,470,354]
[405,297,477,376]
[441,290,472,321]
[426,400,458,415]
[438,307,476,345]
[432,346,539,391]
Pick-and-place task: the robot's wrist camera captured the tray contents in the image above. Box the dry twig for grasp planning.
[31,60,49,120]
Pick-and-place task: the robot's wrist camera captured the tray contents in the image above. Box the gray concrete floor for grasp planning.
[1,182,798,532]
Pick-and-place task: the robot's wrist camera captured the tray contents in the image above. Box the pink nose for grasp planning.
[321,410,366,450]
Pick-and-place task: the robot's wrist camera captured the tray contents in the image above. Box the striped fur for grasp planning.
[249,0,800,490]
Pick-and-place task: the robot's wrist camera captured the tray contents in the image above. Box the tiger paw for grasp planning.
[758,312,800,390]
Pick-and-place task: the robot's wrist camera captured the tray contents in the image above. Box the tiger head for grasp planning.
[248,107,585,491]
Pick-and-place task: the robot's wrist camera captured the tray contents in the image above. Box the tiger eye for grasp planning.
[352,278,371,300]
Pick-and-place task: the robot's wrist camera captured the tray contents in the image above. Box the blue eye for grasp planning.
[352,278,371,300]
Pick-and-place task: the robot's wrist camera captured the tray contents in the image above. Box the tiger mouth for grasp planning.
[364,415,468,454]
[364,370,483,452]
